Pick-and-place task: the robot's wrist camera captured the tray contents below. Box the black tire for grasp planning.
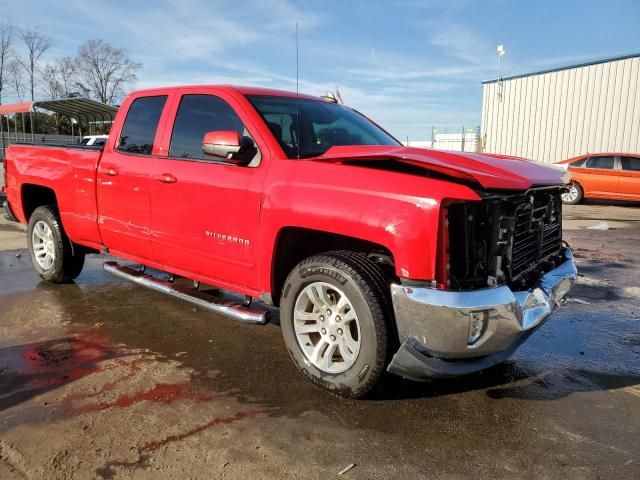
[27,205,85,283]
[561,183,583,205]
[280,251,393,398]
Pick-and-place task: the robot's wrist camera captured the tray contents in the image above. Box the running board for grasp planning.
[103,261,268,325]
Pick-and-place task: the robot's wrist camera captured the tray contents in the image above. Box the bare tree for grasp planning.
[41,63,62,99]
[0,21,14,104]
[8,60,24,102]
[57,56,75,97]
[74,39,141,105]
[17,28,52,101]
[41,56,77,99]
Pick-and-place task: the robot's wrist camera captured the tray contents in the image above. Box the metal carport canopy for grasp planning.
[0,102,32,115]
[32,98,119,123]
[0,98,119,157]
[0,98,119,121]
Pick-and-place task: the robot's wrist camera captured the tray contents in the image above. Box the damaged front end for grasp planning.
[386,186,577,381]
[447,186,566,291]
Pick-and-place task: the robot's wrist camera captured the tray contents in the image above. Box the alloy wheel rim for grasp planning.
[293,281,361,374]
[32,220,56,270]
[562,185,578,202]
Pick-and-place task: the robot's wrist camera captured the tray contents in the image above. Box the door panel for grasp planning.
[151,159,264,287]
[571,156,619,198]
[618,156,640,200]
[97,151,156,258]
[97,95,168,259]
[149,92,266,290]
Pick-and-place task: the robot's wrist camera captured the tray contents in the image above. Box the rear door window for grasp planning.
[621,156,640,172]
[118,95,168,155]
[570,157,587,167]
[585,156,614,169]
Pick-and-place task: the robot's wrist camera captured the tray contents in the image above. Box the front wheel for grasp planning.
[561,183,583,204]
[27,205,85,283]
[280,251,393,398]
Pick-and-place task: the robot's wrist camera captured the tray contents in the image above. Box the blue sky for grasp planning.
[5,0,640,140]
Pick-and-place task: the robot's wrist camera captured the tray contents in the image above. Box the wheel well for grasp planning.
[270,227,396,306]
[21,184,57,220]
[571,180,585,196]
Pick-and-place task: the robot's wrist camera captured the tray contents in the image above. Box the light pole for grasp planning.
[497,44,506,101]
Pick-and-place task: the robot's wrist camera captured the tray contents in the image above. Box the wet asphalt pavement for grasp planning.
[0,203,639,479]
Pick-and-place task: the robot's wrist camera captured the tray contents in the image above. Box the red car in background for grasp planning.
[556,153,640,204]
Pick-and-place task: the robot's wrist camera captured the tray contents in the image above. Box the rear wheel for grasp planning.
[280,251,392,398]
[27,205,85,283]
[561,183,583,204]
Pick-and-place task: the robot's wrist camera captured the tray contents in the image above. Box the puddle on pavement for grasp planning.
[1,250,639,449]
[571,283,621,301]
[0,334,121,412]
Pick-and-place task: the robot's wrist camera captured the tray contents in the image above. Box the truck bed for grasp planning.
[4,143,104,248]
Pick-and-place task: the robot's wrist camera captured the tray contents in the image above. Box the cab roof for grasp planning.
[128,84,322,101]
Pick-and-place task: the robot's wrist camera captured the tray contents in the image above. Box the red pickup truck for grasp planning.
[2,85,577,397]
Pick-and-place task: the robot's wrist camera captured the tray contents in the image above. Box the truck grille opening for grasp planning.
[447,187,565,290]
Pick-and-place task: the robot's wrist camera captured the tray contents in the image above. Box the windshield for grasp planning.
[246,95,400,158]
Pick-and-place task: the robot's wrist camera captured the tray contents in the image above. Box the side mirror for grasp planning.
[202,131,243,161]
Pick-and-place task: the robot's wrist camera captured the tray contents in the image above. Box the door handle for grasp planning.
[156,173,177,184]
[104,167,118,176]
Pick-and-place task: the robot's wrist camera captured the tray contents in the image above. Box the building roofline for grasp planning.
[482,52,640,84]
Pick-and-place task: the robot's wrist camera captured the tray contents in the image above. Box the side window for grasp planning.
[571,157,587,167]
[118,95,168,155]
[585,156,614,169]
[621,156,640,172]
[169,94,248,161]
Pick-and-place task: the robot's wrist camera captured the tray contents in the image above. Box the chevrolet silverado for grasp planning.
[2,85,577,397]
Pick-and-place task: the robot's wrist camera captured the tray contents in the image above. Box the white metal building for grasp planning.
[481,53,640,164]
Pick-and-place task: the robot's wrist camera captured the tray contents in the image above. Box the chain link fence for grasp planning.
[403,126,482,152]
[1,132,78,155]
[431,126,481,152]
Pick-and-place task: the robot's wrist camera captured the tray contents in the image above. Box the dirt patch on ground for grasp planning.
[0,204,638,479]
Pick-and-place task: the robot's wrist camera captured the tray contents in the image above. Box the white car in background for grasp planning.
[80,135,108,146]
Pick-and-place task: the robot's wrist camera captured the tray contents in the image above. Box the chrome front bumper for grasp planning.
[387,248,577,381]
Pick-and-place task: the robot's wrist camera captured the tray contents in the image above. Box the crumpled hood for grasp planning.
[314,145,570,190]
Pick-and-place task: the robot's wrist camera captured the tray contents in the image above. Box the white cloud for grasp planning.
[428,22,494,65]
[5,0,489,139]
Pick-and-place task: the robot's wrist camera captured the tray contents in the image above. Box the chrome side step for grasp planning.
[103,261,268,325]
